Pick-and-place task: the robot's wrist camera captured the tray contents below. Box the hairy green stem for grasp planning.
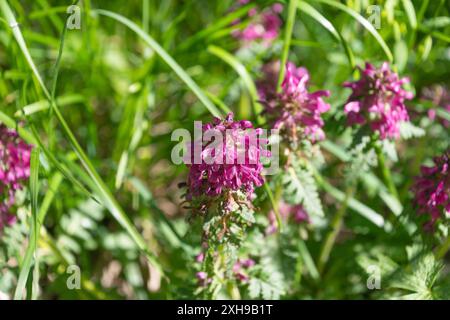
[298,240,320,280]
[264,183,283,232]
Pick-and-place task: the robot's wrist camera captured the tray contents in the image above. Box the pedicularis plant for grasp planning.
[0,0,449,300]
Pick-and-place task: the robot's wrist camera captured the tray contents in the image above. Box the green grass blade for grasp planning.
[207,45,262,121]
[1,1,162,272]
[263,183,283,232]
[401,0,418,29]
[298,1,355,68]
[204,91,232,114]
[94,9,222,118]
[30,148,40,300]
[298,241,320,280]
[1,109,93,202]
[0,0,50,97]
[314,0,393,62]
[311,165,385,227]
[14,94,85,116]
[178,2,256,51]
[14,147,40,300]
[320,178,385,227]
[277,0,298,92]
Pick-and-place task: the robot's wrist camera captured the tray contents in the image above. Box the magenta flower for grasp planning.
[266,201,310,234]
[343,62,413,140]
[232,3,283,45]
[185,113,266,200]
[412,152,450,230]
[0,125,32,230]
[259,61,330,143]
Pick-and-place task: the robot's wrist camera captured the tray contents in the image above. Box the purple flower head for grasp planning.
[185,113,266,201]
[259,62,330,143]
[232,3,283,45]
[0,125,32,230]
[343,62,413,140]
[412,152,450,230]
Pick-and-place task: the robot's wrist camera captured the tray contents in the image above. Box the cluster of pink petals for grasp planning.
[232,258,255,282]
[260,61,331,142]
[266,201,310,234]
[186,113,266,199]
[412,152,450,230]
[343,62,413,139]
[196,271,212,286]
[421,85,450,128]
[232,2,283,44]
[0,125,32,230]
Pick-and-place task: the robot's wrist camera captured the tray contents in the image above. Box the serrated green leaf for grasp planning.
[399,122,426,139]
[282,165,324,218]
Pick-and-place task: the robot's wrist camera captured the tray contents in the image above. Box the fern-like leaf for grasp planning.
[282,165,324,218]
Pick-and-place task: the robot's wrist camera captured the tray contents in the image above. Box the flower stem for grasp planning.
[436,235,450,260]
[317,186,354,274]
[264,183,283,232]
[227,282,241,300]
[374,143,399,200]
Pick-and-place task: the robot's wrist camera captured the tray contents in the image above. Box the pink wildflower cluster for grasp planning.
[343,62,413,140]
[232,2,283,44]
[421,85,450,128]
[259,61,331,143]
[0,125,32,230]
[266,201,309,234]
[412,152,450,230]
[185,113,266,200]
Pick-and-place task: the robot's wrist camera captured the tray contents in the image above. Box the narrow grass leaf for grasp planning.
[298,1,355,68]
[207,45,262,121]
[314,0,393,62]
[94,9,222,118]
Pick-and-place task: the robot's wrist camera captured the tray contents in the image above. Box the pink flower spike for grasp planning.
[342,62,413,140]
[185,113,266,201]
[258,61,331,143]
[0,124,33,231]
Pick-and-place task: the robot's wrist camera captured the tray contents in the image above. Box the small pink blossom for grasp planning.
[232,258,255,282]
[266,201,310,234]
[343,62,413,139]
[196,271,212,286]
[195,252,205,263]
[232,3,283,45]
